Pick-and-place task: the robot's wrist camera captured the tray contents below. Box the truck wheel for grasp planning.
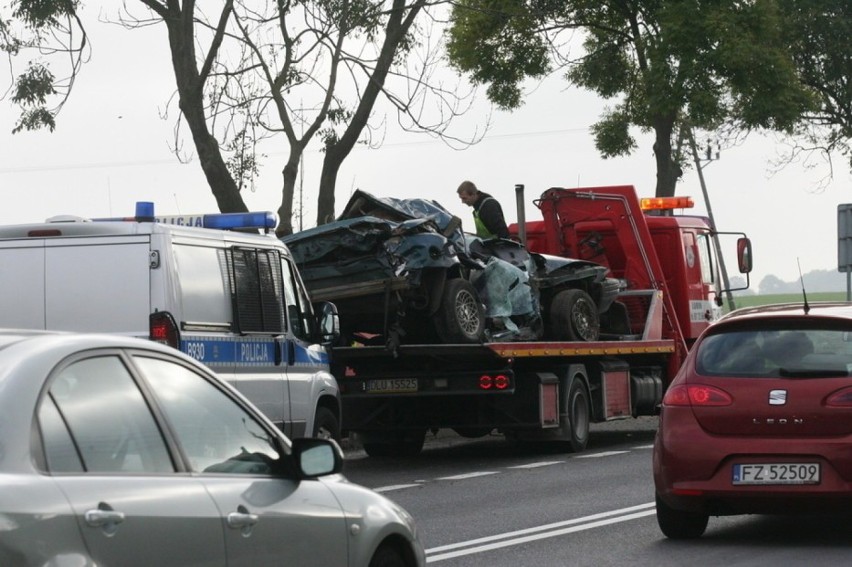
[655,495,708,539]
[312,407,341,442]
[564,379,590,452]
[362,430,426,458]
[549,289,600,341]
[433,279,485,343]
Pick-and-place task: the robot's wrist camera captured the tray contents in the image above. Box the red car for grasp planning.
[653,302,852,538]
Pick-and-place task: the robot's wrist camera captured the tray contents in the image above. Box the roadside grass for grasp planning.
[729,292,849,309]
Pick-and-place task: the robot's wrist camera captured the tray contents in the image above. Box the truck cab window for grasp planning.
[696,233,715,285]
[281,258,313,341]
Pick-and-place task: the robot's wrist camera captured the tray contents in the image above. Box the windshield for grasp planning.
[696,326,852,377]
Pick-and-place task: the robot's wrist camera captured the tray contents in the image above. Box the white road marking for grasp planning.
[425,502,656,562]
[507,460,565,469]
[374,482,424,493]
[437,471,500,481]
[634,444,655,449]
[575,450,630,458]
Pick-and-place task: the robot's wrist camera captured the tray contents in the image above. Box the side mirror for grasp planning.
[736,237,752,274]
[316,301,340,344]
[291,437,344,478]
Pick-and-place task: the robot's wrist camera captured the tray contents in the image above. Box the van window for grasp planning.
[282,258,313,341]
[173,246,232,328]
[231,248,286,334]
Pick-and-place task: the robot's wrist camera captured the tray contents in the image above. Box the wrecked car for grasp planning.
[282,190,622,346]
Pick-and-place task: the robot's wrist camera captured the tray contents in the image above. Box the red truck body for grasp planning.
[332,185,750,457]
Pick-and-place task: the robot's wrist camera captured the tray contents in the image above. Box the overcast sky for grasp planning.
[2,7,849,288]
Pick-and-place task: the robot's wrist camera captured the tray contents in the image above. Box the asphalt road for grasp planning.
[341,417,852,566]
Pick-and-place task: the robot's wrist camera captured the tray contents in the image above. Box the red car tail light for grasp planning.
[825,386,852,407]
[662,384,732,407]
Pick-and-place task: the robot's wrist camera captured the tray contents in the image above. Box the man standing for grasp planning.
[457,180,510,239]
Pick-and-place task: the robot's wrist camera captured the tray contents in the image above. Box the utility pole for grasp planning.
[688,128,736,311]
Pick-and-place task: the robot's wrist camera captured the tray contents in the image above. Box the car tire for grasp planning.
[563,379,590,452]
[362,430,426,458]
[369,544,406,567]
[433,279,485,343]
[312,407,341,442]
[548,289,600,341]
[655,495,708,539]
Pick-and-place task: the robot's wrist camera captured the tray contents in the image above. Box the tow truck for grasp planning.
[330,185,752,456]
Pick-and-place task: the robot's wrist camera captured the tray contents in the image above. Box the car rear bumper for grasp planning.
[653,408,852,515]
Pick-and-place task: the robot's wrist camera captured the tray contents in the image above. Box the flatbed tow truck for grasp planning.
[331,185,752,457]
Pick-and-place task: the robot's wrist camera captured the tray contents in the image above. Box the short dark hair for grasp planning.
[457,180,478,195]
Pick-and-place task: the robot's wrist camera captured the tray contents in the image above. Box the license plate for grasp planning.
[366,378,418,393]
[732,463,821,485]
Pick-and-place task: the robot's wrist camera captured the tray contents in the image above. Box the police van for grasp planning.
[0,202,342,441]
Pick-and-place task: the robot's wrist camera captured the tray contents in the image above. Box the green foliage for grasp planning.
[446,0,816,195]
[11,62,55,105]
[4,0,85,133]
[591,109,636,157]
[779,0,851,166]
[225,130,263,193]
[12,106,55,132]
[12,0,78,27]
[446,0,550,109]
[11,62,57,132]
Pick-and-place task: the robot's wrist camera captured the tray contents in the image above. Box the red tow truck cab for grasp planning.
[513,185,751,349]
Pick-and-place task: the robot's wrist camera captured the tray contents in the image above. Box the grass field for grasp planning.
[730,292,849,309]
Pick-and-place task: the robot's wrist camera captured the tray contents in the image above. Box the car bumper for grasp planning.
[653,408,852,515]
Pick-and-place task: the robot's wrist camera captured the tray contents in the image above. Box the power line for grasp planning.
[0,127,590,175]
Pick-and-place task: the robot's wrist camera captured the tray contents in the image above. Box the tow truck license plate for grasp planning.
[732,463,820,485]
[366,378,418,393]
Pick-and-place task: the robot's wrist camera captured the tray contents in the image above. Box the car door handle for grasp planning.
[227,511,259,529]
[85,509,126,527]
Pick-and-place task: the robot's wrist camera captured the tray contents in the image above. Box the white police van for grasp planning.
[0,202,342,440]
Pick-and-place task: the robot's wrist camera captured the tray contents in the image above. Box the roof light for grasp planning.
[640,196,694,211]
[196,211,278,231]
[93,202,278,232]
[136,201,155,221]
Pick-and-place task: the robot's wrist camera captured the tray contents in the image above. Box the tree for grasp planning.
[779,0,851,174]
[1,1,88,133]
[446,0,814,197]
[5,0,473,233]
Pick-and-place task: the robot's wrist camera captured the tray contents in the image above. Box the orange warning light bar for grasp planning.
[640,196,694,211]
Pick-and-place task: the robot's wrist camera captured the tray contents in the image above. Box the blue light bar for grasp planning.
[154,208,278,231]
[201,211,278,231]
[93,203,278,232]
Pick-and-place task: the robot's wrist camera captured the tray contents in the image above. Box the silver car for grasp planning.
[0,330,424,567]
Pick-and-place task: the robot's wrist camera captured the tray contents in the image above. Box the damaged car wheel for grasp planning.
[434,279,485,343]
[549,289,600,341]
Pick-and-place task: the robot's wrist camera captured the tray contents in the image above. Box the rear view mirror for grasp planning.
[737,238,752,274]
[317,301,340,344]
[291,437,344,478]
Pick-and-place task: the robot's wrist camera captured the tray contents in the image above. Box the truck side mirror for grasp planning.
[737,237,752,274]
[316,301,340,344]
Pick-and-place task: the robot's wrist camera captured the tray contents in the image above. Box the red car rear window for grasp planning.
[696,327,852,378]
